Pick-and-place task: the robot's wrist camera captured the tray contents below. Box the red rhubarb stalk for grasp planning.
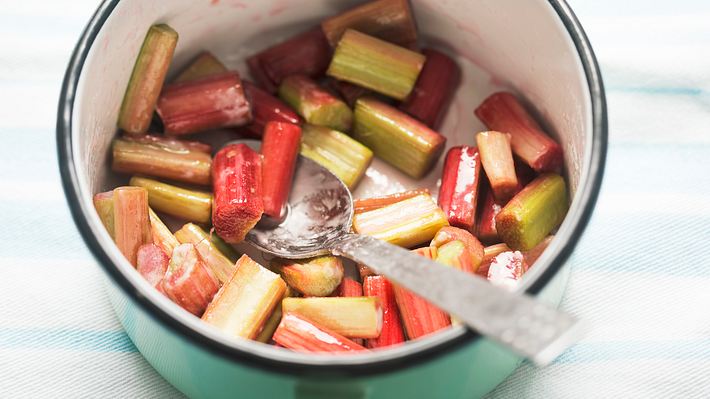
[113,186,152,266]
[478,243,512,278]
[212,144,264,243]
[476,131,519,203]
[273,313,368,353]
[162,243,220,316]
[364,276,405,349]
[430,226,484,272]
[475,92,562,172]
[136,243,169,289]
[476,181,502,244]
[321,0,417,48]
[438,146,482,232]
[157,71,251,135]
[400,49,460,129]
[487,250,528,290]
[261,122,302,219]
[335,277,363,297]
[241,81,301,137]
[353,188,430,214]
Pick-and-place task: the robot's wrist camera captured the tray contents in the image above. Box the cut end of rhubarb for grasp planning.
[430,226,484,272]
[273,256,344,297]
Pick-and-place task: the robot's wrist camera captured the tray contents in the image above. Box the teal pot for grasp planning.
[57,0,607,398]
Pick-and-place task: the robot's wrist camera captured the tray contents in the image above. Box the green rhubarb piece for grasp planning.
[174,51,227,83]
[327,29,425,101]
[300,124,373,189]
[495,173,569,251]
[129,176,212,224]
[118,24,178,135]
[278,75,353,132]
[353,97,446,179]
[93,192,115,239]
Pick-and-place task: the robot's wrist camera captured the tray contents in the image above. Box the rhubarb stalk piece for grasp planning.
[523,235,554,266]
[334,277,363,298]
[157,71,252,135]
[435,240,476,274]
[113,186,151,266]
[358,264,376,280]
[478,243,512,277]
[476,131,518,202]
[111,134,212,186]
[212,144,264,243]
[476,181,503,245]
[282,297,382,338]
[300,124,373,189]
[129,176,212,224]
[209,232,240,264]
[400,48,460,129]
[241,81,302,137]
[255,287,293,344]
[496,173,568,251]
[363,276,405,349]
[438,146,482,231]
[148,208,180,256]
[353,97,445,178]
[475,92,563,172]
[261,122,302,219]
[272,256,344,297]
[278,75,352,132]
[487,251,528,290]
[353,188,430,214]
[118,24,178,135]
[327,79,371,107]
[327,30,424,101]
[202,255,286,339]
[352,193,449,248]
[321,0,417,48]
[174,223,236,285]
[247,28,331,93]
[93,191,115,238]
[136,243,169,289]
[174,51,227,83]
[273,313,367,353]
[162,244,220,316]
[430,226,484,272]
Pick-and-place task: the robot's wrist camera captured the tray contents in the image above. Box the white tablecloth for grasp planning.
[1,0,709,397]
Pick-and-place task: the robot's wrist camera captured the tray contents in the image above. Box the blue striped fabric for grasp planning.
[1,0,708,397]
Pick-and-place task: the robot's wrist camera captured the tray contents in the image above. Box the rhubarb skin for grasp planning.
[148,208,180,257]
[475,92,563,172]
[113,186,152,266]
[278,75,353,132]
[358,264,376,280]
[261,122,302,219]
[495,173,568,251]
[118,24,178,135]
[478,243,512,278]
[487,250,529,290]
[328,79,371,107]
[174,51,227,83]
[438,146,482,231]
[157,71,252,135]
[282,297,383,339]
[202,255,287,339]
[136,243,169,289]
[352,193,449,248]
[430,226,484,272]
[273,313,368,353]
[174,223,236,285]
[334,277,363,298]
[241,81,302,137]
[272,256,344,297]
[112,134,212,186]
[321,0,417,48]
[353,188,430,214]
[435,240,476,274]
[255,287,293,344]
[353,97,446,179]
[162,244,220,316]
[247,28,331,93]
[93,191,115,239]
[363,276,405,349]
[129,176,212,224]
[400,49,461,129]
[476,180,503,245]
[523,235,554,266]
[476,131,519,203]
[212,144,264,243]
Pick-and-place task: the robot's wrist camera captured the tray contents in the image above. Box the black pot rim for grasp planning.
[56,0,608,377]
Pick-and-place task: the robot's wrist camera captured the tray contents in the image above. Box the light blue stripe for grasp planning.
[555,339,710,364]
[607,86,705,96]
[0,327,137,353]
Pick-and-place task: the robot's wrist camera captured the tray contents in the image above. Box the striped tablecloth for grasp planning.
[1,0,709,397]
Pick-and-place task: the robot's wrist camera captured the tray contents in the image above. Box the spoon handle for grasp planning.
[332,234,582,365]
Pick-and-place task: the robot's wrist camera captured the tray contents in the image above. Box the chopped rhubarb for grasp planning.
[255,287,293,344]
[352,193,449,248]
[327,79,371,107]
[272,256,344,297]
[241,81,302,137]
[202,254,287,339]
[174,51,227,83]
[435,240,476,274]
[321,0,417,48]
[162,243,220,316]
[496,173,568,250]
[113,186,151,266]
[400,48,460,129]
[438,146,482,231]
[487,250,528,290]
[93,191,115,239]
[247,28,331,93]
[136,243,169,289]
[130,176,212,224]
[478,243,512,278]
[278,75,352,132]
[363,276,405,349]
[112,135,212,186]
[476,131,519,202]
[358,264,376,280]
[148,208,180,257]
[475,92,563,172]
[118,24,178,135]
[353,188,430,214]
[430,226,484,272]
[273,313,368,353]
[334,277,363,298]
[174,223,236,285]
[212,144,264,243]
[476,181,502,245]
[523,235,554,266]
[261,122,302,219]
[282,297,382,339]
[353,97,446,178]
[157,71,251,135]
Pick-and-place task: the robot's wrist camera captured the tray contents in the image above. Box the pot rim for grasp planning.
[56,0,607,377]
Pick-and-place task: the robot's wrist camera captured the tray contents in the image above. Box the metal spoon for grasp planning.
[237,139,580,365]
